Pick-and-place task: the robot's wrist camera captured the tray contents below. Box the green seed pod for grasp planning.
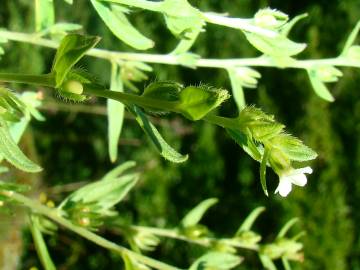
[63,80,84,95]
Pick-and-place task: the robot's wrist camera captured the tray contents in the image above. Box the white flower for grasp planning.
[275,167,313,197]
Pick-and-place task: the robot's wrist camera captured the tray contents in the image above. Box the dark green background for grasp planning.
[1,0,360,269]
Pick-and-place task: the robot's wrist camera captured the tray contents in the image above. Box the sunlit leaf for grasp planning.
[236,206,266,235]
[52,34,100,87]
[35,0,55,32]
[91,0,154,50]
[108,63,125,162]
[307,69,335,102]
[181,198,218,227]
[129,105,188,163]
[0,119,42,173]
[189,252,242,270]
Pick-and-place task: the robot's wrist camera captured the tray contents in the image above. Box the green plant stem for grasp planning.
[131,225,259,251]
[1,30,360,69]
[1,191,181,270]
[0,71,242,131]
[0,73,55,87]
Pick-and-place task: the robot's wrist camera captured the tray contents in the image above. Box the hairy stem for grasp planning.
[0,191,181,270]
[1,30,360,69]
[131,225,259,251]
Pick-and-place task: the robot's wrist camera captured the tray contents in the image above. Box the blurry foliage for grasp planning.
[1,0,360,269]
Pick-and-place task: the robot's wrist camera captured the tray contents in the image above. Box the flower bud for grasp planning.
[254,8,288,29]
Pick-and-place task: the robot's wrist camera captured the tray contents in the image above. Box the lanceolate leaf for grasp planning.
[59,172,139,214]
[35,0,55,32]
[102,161,136,181]
[307,69,335,102]
[236,206,265,234]
[260,147,270,196]
[108,63,125,162]
[0,120,42,173]
[129,105,188,163]
[227,69,246,110]
[245,33,306,57]
[91,0,154,50]
[29,215,56,270]
[181,198,218,227]
[189,252,242,270]
[52,34,100,87]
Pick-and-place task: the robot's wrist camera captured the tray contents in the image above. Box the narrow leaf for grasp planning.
[228,69,246,110]
[277,218,299,238]
[108,63,125,162]
[59,172,139,213]
[52,34,100,87]
[181,198,218,227]
[282,258,292,270]
[102,161,136,181]
[260,147,270,196]
[245,33,306,56]
[307,69,335,102]
[236,206,265,234]
[0,120,42,172]
[91,0,154,50]
[35,0,55,32]
[281,13,308,36]
[259,254,277,270]
[129,105,188,163]
[189,252,242,270]
[342,20,360,55]
[29,215,56,270]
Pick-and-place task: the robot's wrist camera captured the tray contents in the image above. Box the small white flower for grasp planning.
[275,167,313,197]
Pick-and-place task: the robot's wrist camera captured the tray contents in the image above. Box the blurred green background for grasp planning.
[1,0,360,269]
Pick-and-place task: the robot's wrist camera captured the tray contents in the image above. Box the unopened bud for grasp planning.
[63,80,84,95]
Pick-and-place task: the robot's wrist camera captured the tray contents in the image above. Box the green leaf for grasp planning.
[178,86,230,120]
[342,20,360,55]
[269,133,317,161]
[91,0,154,50]
[102,161,136,181]
[281,13,308,36]
[35,0,55,32]
[29,215,56,270]
[108,63,125,162]
[259,254,277,270]
[189,252,242,270]
[52,34,100,87]
[0,120,42,173]
[260,147,270,196]
[226,128,263,162]
[181,198,218,227]
[59,171,139,215]
[282,258,292,270]
[307,69,335,102]
[277,218,299,239]
[245,33,306,57]
[236,206,265,235]
[129,105,188,163]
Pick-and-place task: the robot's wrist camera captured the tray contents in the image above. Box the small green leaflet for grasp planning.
[91,0,154,50]
[277,218,299,239]
[102,161,136,181]
[227,69,246,110]
[129,105,188,163]
[260,147,270,196]
[180,198,218,228]
[245,33,306,57]
[236,206,265,235]
[341,20,360,55]
[269,133,317,162]
[29,215,56,270]
[108,63,125,162]
[259,254,277,270]
[52,34,100,87]
[35,0,55,32]
[59,171,139,215]
[189,252,242,270]
[280,13,308,37]
[178,86,230,121]
[307,69,335,102]
[0,119,42,173]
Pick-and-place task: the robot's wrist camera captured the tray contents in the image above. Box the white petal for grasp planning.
[275,178,292,197]
[289,173,307,186]
[293,166,313,175]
